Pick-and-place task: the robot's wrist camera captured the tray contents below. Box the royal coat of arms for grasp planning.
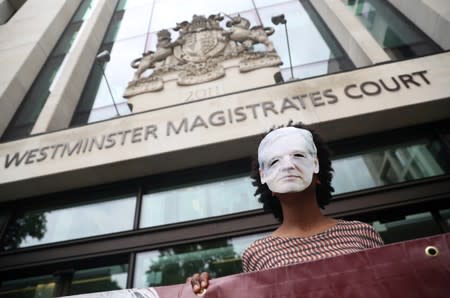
[124,13,282,98]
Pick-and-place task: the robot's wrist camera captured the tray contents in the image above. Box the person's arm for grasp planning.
[189,244,255,294]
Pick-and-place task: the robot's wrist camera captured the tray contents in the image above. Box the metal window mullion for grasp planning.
[126,252,136,289]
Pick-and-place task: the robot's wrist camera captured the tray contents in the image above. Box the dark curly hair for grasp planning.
[251,122,334,222]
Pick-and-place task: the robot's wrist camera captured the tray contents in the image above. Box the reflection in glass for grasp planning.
[117,0,154,11]
[344,0,441,59]
[110,5,152,41]
[258,0,353,80]
[372,212,441,244]
[52,23,83,56]
[0,275,56,298]
[332,138,449,194]
[140,176,259,228]
[134,233,267,287]
[442,132,450,149]
[1,195,136,250]
[439,209,450,230]
[0,210,9,235]
[69,265,128,295]
[73,0,353,126]
[254,0,292,7]
[70,6,147,126]
[149,0,254,32]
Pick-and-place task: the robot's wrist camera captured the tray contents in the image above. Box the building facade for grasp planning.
[0,0,449,296]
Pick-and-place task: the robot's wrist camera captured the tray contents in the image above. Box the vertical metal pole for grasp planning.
[284,23,294,79]
[99,64,120,117]
[127,252,136,289]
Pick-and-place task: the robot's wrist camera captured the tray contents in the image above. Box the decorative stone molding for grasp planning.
[123,14,282,99]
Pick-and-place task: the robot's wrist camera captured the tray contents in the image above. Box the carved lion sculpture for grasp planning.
[225,15,275,52]
[130,29,176,81]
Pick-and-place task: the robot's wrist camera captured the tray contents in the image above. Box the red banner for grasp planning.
[67,233,450,297]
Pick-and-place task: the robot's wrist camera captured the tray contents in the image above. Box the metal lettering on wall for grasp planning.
[2,70,431,169]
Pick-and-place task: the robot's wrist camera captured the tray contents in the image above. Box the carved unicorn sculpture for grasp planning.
[225,15,275,52]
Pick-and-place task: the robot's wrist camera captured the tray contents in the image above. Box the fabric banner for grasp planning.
[65,233,450,297]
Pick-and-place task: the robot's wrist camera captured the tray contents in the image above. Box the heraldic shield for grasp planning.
[174,30,227,63]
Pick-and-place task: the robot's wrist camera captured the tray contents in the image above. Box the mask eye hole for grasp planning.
[294,153,305,158]
[270,159,279,166]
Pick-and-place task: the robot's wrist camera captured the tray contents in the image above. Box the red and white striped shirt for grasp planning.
[242,220,384,272]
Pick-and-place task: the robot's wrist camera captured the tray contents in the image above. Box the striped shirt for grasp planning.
[242,220,384,272]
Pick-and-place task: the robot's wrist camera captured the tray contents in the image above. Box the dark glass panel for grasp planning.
[258,0,354,81]
[344,0,441,59]
[134,233,267,287]
[72,0,98,22]
[70,36,142,126]
[439,209,450,231]
[140,175,258,228]
[0,275,56,298]
[52,22,83,57]
[1,194,136,250]
[69,265,128,295]
[372,211,441,244]
[332,137,450,194]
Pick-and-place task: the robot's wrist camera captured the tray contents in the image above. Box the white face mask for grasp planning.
[258,127,319,194]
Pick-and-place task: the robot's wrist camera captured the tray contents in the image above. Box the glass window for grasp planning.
[112,6,152,41]
[73,0,353,126]
[258,0,354,80]
[73,0,99,22]
[344,0,441,59]
[372,211,442,244]
[441,132,450,149]
[439,209,450,231]
[149,0,254,33]
[117,0,154,11]
[254,0,292,7]
[52,23,84,57]
[0,264,128,297]
[1,194,136,250]
[69,265,128,295]
[70,8,145,126]
[140,175,258,228]
[0,275,56,298]
[0,210,9,233]
[332,137,450,194]
[134,233,267,287]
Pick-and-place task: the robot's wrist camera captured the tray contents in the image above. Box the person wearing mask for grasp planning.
[190,123,384,295]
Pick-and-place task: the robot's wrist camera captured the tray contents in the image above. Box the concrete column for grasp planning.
[310,0,391,67]
[0,0,82,137]
[388,0,450,50]
[31,0,118,134]
[0,0,14,24]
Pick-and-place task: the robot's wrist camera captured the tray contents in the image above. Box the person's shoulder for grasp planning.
[242,235,275,272]
[244,235,274,252]
[336,219,376,230]
[243,235,278,258]
[336,219,384,247]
